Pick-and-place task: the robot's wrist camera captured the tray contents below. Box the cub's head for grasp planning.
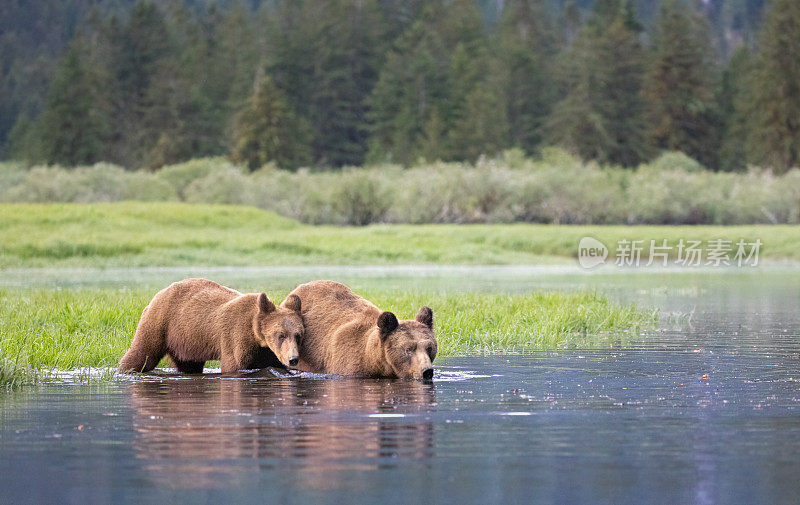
[377,306,437,380]
[254,293,304,368]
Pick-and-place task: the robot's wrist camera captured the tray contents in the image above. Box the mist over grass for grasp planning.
[0,287,656,386]
[2,149,800,226]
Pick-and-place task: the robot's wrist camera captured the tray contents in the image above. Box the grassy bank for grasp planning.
[0,286,656,386]
[3,151,800,226]
[1,202,798,267]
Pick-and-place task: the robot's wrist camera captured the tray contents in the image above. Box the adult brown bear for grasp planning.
[118,278,303,374]
[283,280,437,380]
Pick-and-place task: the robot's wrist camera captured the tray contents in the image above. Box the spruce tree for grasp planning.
[37,40,108,166]
[450,80,509,161]
[548,0,648,167]
[231,72,312,171]
[265,0,384,167]
[718,47,752,172]
[106,1,172,167]
[367,4,450,164]
[493,0,558,154]
[444,0,493,160]
[745,0,800,173]
[644,0,720,169]
[215,3,261,121]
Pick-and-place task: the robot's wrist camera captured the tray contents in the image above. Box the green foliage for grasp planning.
[718,47,753,172]
[493,0,558,154]
[367,4,450,164]
[644,0,721,169]
[0,200,798,272]
[264,0,385,167]
[448,81,510,161]
[230,73,312,170]
[0,0,793,174]
[4,155,800,228]
[37,40,109,166]
[0,286,656,384]
[329,169,393,226]
[155,157,229,199]
[744,0,800,173]
[0,163,175,203]
[548,0,649,167]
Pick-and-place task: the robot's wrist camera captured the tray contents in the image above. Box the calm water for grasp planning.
[2,266,800,504]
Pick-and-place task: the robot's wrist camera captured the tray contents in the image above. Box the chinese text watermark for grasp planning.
[578,237,761,269]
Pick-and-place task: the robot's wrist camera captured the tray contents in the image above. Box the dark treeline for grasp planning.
[2,0,798,173]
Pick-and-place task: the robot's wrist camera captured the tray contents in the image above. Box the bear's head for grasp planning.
[377,306,437,380]
[254,293,304,368]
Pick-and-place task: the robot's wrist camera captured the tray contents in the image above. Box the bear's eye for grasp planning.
[426,345,434,358]
[278,333,286,341]
[294,332,301,340]
[406,345,416,354]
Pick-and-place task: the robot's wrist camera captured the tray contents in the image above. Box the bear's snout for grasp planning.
[421,368,434,381]
[288,356,299,367]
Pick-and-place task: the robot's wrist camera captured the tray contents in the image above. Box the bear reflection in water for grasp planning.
[127,373,436,488]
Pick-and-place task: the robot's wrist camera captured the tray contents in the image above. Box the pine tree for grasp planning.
[215,3,261,120]
[443,0,494,160]
[718,47,752,171]
[548,0,648,167]
[231,72,312,170]
[745,0,800,173]
[105,1,172,167]
[265,0,385,167]
[6,114,43,163]
[493,0,558,154]
[37,40,108,166]
[140,3,198,168]
[450,80,509,161]
[644,0,721,169]
[367,4,450,164]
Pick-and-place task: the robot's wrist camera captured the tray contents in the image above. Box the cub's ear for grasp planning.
[416,306,433,329]
[258,293,276,313]
[377,311,399,341]
[284,293,301,312]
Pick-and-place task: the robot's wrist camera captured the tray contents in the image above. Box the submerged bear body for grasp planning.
[284,280,437,379]
[118,278,303,374]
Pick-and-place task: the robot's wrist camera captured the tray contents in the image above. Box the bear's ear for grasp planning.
[377,311,399,341]
[416,306,433,329]
[259,293,276,314]
[284,294,301,312]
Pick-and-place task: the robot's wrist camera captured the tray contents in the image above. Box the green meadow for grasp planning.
[3,201,795,386]
[0,286,656,387]
[1,202,797,267]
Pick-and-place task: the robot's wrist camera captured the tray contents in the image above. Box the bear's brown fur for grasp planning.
[118,278,304,374]
[283,280,437,379]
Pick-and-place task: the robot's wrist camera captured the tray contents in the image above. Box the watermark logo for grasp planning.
[578,237,761,269]
[578,236,609,269]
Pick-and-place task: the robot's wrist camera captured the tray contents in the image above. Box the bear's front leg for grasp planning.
[220,337,241,373]
[220,344,250,373]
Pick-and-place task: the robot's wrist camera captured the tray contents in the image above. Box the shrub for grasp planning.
[329,168,392,225]
[184,166,253,205]
[2,153,800,226]
[156,157,233,200]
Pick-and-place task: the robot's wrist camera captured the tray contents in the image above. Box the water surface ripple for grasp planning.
[1,267,800,505]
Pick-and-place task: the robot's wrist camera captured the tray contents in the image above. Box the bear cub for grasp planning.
[283,280,437,380]
[118,278,304,374]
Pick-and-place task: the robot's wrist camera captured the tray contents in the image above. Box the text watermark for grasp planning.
[578,237,761,269]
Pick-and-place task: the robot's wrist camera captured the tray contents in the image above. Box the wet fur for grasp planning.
[283,280,437,378]
[118,278,303,374]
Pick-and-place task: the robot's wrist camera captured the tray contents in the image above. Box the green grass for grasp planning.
[0,202,798,267]
[0,287,656,386]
